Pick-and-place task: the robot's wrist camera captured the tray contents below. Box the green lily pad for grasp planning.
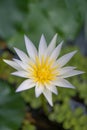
[0,80,25,130]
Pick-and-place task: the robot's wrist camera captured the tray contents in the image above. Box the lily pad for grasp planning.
[0,80,25,130]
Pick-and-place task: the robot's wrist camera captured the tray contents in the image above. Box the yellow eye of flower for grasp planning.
[3,34,84,106]
[30,56,58,85]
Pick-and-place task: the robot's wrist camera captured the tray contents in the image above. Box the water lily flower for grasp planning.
[3,34,84,106]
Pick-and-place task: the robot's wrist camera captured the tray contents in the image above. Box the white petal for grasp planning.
[57,51,77,67]
[61,70,84,78]
[43,88,53,106]
[11,71,29,78]
[50,41,63,60]
[35,84,44,97]
[58,66,76,75]
[3,59,22,70]
[24,35,38,60]
[52,78,75,88]
[47,34,57,55]
[14,47,30,63]
[13,58,30,71]
[39,34,47,58]
[45,84,58,95]
[16,79,35,92]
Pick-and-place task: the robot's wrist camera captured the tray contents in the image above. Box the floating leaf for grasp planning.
[0,80,25,130]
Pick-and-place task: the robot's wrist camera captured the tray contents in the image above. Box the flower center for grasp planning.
[35,65,53,83]
[28,56,58,85]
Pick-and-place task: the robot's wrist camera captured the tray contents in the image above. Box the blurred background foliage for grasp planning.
[0,0,87,130]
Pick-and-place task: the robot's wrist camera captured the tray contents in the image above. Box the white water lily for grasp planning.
[3,34,84,106]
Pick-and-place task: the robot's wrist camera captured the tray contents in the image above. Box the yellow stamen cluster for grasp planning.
[28,56,59,85]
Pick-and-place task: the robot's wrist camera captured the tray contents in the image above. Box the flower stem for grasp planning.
[41,95,49,115]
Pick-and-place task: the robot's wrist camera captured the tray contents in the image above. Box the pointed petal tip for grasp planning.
[3,59,6,62]
[60,40,64,45]
[16,88,20,93]
[77,70,85,74]
[35,85,44,97]
[73,50,78,54]
[82,70,85,73]
[11,72,14,75]
[69,50,78,56]
[3,59,10,63]
[13,47,22,54]
[69,85,75,89]
[40,34,46,42]
[24,35,27,42]
[15,86,26,93]
[24,34,29,42]
[55,90,58,95]
[24,34,27,39]
[24,34,26,37]
[53,33,58,40]
[15,88,19,92]
[3,59,10,64]
[11,72,19,76]
[51,33,58,42]
[3,59,9,62]
[68,50,78,57]
[50,101,53,106]
[58,40,63,47]
[54,33,58,37]
[13,47,18,52]
[74,70,85,74]
[41,33,45,37]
